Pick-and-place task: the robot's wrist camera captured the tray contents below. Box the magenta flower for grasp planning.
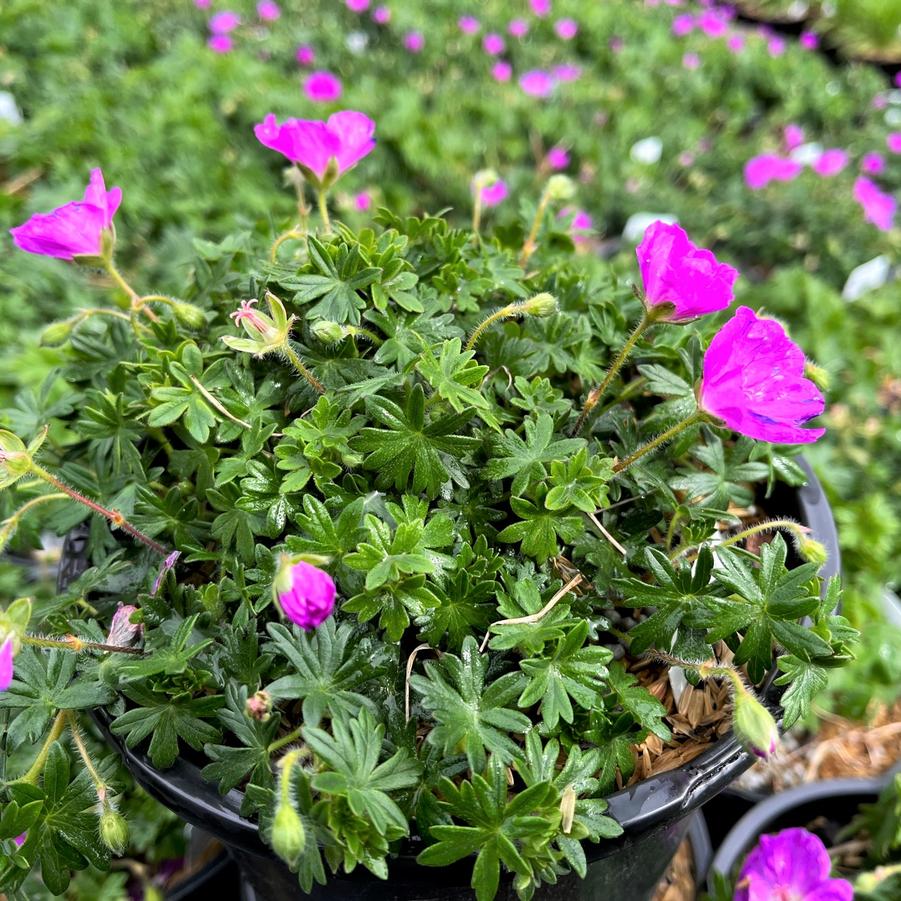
[862,152,886,174]
[727,34,745,53]
[682,52,700,70]
[672,14,694,36]
[736,828,853,901]
[151,550,181,596]
[14,833,26,848]
[195,0,211,8]
[552,63,582,82]
[530,0,551,17]
[346,0,369,11]
[508,18,529,38]
[208,34,233,53]
[106,604,143,647]
[403,31,424,53]
[458,15,480,35]
[0,638,13,692]
[853,177,896,231]
[274,560,336,630]
[10,168,121,260]
[296,44,315,66]
[699,307,825,445]
[209,11,240,34]
[698,10,726,37]
[800,30,818,49]
[560,207,593,245]
[783,123,804,151]
[744,154,803,190]
[519,69,555,98]
[546,146,569,170]
[887,133,901,154]
[254,111,376,186]
[491,61,512,83]
[555,18,578,40]
[479,179,508,207]
[768,36,786,56]
[609,36,624,53]
[636,220,738,322]
[304,71,342,103]
[372,5,390,24]
[483,33,505,55]
[257,1,280,20]
[354,191,372,211]
[812,148,848,177]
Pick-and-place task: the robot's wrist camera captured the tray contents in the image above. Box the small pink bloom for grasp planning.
[208,34,233,53]
[151,551,181,596]
[372,5,390,24]
[483,33,505,55]
[195,0,211,7]
[682,52,700,70]
[230,299,269,333]
[458,15,480,35]
[530,0,551,17]
[700,307,825,445]
[491,61,512,83]
[296,44,315,66]
[609,36,624,53]
[812,148,848,177]
[698,10,726,37]
[479,179,508,207]
[672,14,695,36]
[508,18,529,38]
[0,638,13,691]
[560,207,593,244]
[727,34,745,53]
[209,11,240,34]
[637,220,738,322]
[887,133,901,154]
[257,1,280,21]
[678,151,695,167]
[346,0,370,11]
[106,604,144,647]
[862,152,885,174]
[555,18,578,40]
[873,94,888,110]
[895,72,901,88]
[783,123,804,151]
[552,64,581,82]
[10,168,121,260]
[276,561,336,630]
[800,30,818,49]
[254,111,376,184]
[354,191,372,211]
[744,154,803,190]
[14,833,26,848]
[403,31,424,53]
[854,177,896,231]
[519,69,555,98]
[768,36,786,56]
[304,71,343,103]
[546,146,569,170]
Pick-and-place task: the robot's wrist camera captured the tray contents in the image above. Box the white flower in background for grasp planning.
[0,92,22,126]
[842,255,892,302]
[622,212,677,243]
[346,31,369,54]
[630,136,662,165]
[789,142,822,166]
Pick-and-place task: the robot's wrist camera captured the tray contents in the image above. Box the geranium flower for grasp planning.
[403,31,424,53]
[458,15,479,35]
[672,14,694,36]
[478,179,508,207]
[699,306,826,445]
[483,33,505,55]
[0,638,13,692]
[296,44,315,66]
[346,0,369,11]
[372,6,390,24]
[304,71,342,103]
[491,62,512,83]
[519,70,555,98]
[683,52,700,70]
[10,168,121,260]
[783,123,805,151]
[257,1,280,21]
[552,64,581,82]
[853,177,896,231]
[727,34,745,53]
[698,10,727,37]
[254,111,376,187]
[636,220,738,322]
[555,18,578,40]
[530,0,551,17]
[209,11,240,34]
[811,149,848,177]
[887,133,901,154]
[208,35,233,53]
[744,154,803,189]
[546,146,570,170]
[862,152,885,174]
[735,828,853,901]
[274,558,336,630]
[800,30,818,50]
[508,19,529,37]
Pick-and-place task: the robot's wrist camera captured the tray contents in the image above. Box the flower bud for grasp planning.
[559,784,577,834]
[472,168,500,191]
[732,686,779,760]
[798,538,828,567]
[310,320,347,344]
[271,801,305,865]
[99,808,129,855]
[522,293,558,318]
[273,555,336,631]
[0,431,33,489]
[171,302,207,329]
[222,292,294,358]
[246,690,272,722]
[546,174,576,202]
[105,605,143,648]
[40,318,77,346]
[804,361,830,391]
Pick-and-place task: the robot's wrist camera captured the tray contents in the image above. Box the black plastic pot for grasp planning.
[707,776,889,890]
[60,459,839,901]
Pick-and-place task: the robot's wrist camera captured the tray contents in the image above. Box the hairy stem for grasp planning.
[612,410,706,474]
[518,186,552,267]
[15,711,68,785]
[281,342,326,395]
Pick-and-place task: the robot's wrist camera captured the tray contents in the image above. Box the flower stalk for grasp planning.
[612,410,707,473]
[465,293,558,352]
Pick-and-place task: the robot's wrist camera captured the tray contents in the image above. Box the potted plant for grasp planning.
[0,111,855,901]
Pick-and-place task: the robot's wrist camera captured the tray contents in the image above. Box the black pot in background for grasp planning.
[706,776,889,891]
[61,458,839,901]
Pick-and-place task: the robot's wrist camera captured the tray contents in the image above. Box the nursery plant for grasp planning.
[0,110,856,900]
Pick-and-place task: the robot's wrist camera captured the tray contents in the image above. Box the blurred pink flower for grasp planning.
[678,151,695,166]
[0,639,13,692]
[508,18,529,38]
[257,1,280,21]
[854,177,896,230]
[727,34,745,53]
[491,61,512,82]
[14,833,26,848]
[683,52,700,70]
[296,44,315,66]
[209,11,240,33]
[609,36,624,53]
[483,33,505,55]
[800,30,818,50]
[783,123,805,151]
[458,15,480,34]
[404,31,424,53]
[560,207,593,244]
[304,71,343,102]
[768,36,786,56]
[373,5,390,24]
[700,307,825,445]
[520,69,555,98]
[530,0,551,17]
[355,191,372,211]
[546,146,570,170]
[10,168,122,260]
[552,63,581,82]
[208,34,233,53]
[195,0,211,8]
[555,18,578,40]
[887,133,901,153]
[698,11,726,37]
[744,154,803,189]
[478,179,508,206]
[346,0,370,11]
[862,152,886,174]
[811,148,848,177]
[873,95,888,110]
[672,14,695,36]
